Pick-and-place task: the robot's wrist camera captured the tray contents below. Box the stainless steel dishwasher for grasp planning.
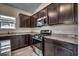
[0,40,11,56]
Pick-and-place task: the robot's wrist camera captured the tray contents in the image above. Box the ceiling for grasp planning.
[4,3,41,14]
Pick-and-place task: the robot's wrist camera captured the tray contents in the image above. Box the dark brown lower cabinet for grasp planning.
[44,38,78,56]
[10,36,20,50]
[10,35,31,51]
[10,35,26,50]
[54,45,73,56]
[44,39,54,56]
[19,35,28,48]
[28,35,33,45]
[73,44,78,56]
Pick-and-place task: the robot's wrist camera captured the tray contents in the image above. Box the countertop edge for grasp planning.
[44,35,78,44]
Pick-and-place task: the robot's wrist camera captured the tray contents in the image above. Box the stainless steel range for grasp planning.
[32,30,52,56]
[32,34,43,56]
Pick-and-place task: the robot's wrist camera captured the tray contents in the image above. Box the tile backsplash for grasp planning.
[31,24,78,35]
[0,24,78,35]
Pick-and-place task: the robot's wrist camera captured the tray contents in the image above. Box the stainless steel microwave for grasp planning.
[37,16,48,27]
[0,15,16,29]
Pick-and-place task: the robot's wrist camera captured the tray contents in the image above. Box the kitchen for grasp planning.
[0,3,78,56]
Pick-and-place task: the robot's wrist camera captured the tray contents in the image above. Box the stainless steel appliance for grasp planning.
[32,34,43,56]
[37,16,48,27]
[0,15,16,29]
[0,40,11,56]
[32,30,52,56]
[40,30,52,35]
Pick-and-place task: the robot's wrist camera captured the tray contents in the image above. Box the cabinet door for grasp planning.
[19,35,27,48]
[48,3,59,25]
[38,8,47,18]
[73,44,78,56]
[10,36,20,50]
[10,35,29,51]
[19,14,25,27]
[74,3,78,24]
[44,39,54,56]
[53,40,74,51]
[25,35,29,46]
[30,16,36,27]
[31,13,38,27]
[59,3,74,24]
[25,17,30,27]
[54,45,73,56]
[19,14,30,27]
[28,35,33,45]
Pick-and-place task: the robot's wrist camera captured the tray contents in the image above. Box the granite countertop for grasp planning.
[44,34,78,44]
[0,32,39,37]
[0,32,77,44]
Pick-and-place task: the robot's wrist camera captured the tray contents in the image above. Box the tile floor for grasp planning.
[12,46,38,56]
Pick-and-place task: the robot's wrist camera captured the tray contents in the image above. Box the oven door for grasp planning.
[33,39,42,50]
[32,39,43,56]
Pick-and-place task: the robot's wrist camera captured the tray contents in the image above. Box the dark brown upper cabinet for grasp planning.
[38,8,48,18]
[19,14,30,28]
[59,3,77,24]
[74,4,78,24]
[48,3,59,25]
[30,13,38,27]
[19,3,78,27]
